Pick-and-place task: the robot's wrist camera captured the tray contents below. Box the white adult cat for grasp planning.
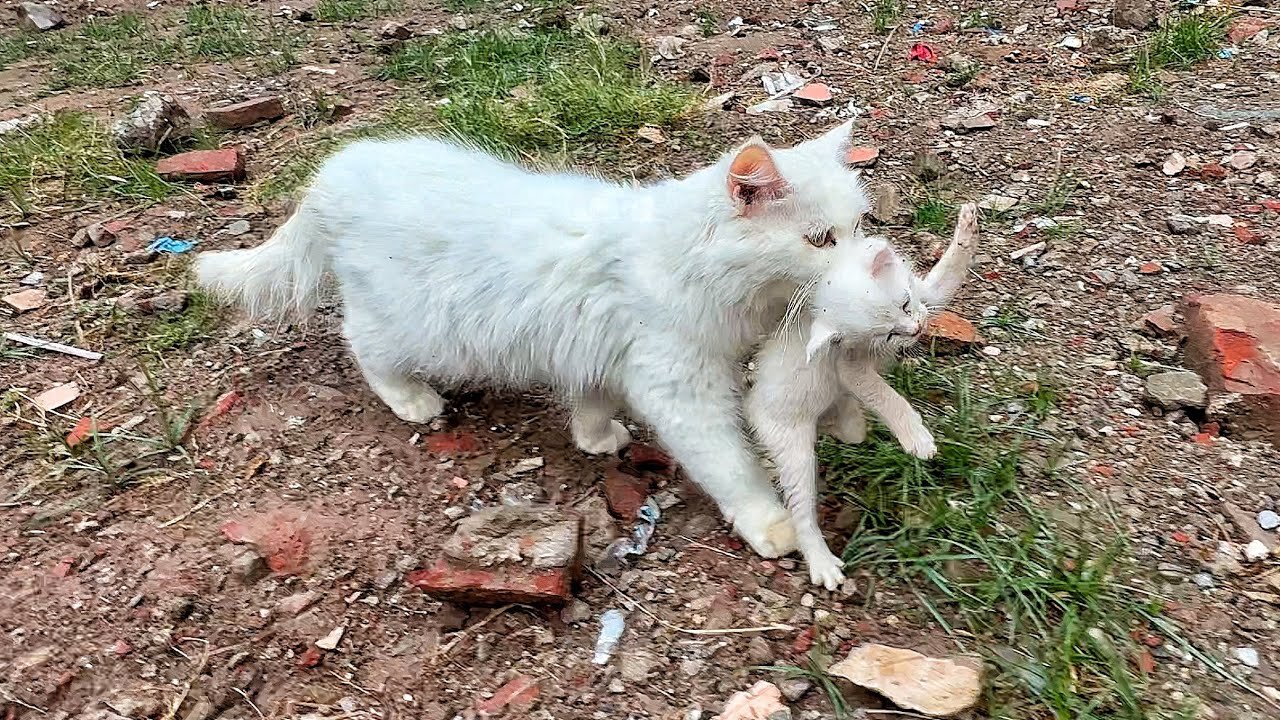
[196,123,876,559]
[747,204,979,589]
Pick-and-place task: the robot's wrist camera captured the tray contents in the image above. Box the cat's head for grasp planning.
[804,237,930,360]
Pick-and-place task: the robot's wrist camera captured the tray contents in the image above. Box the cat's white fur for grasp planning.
[196,123,875,560]
[746,204,979,589]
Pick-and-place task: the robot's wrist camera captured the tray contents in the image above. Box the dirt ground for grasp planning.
[3,0,1280,718]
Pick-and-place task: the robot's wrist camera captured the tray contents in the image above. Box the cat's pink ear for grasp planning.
[871,246,896,277]
[727,142,788,215]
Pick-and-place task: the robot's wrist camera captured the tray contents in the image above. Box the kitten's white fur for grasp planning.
[196,123,874,559]
[747,205,980,589]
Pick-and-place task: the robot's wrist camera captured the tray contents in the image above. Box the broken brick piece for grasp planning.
[156,148,246,182]
[603,467,650,520]
[476,674,540,716]
[793,82,833,106]
[407,559,573,606]
[924,310,980,352]
[1182,293,1280,445]
[844,146,880,168]
[204,97,286,130]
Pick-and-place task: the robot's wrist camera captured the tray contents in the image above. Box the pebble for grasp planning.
[780,678,813,702]
[1233,647,1260,668]
[1192,572,1215,589]
[608,678,626,694]
[1245,540,1270,562]
[800,593,815,608]
[315,626,346,650]
[1259,510,1280,531]
[224,220,251,236]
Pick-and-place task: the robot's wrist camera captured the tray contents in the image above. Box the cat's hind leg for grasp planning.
[346,319,445,424]
[569,389,631,455]
[821,393,867,444]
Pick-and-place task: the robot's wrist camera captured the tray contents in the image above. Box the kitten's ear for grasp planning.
[727,140,788,215]
[871,246,897,278]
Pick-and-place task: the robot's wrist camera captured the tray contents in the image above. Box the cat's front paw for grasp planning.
[955,203,979,249]
[805,548,846,591]
[733,504,799,559]
[901,427,937,459]
[387,392,446,424]
[573,419,632,455]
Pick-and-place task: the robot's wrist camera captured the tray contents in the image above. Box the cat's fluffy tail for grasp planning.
[194,202,328,318]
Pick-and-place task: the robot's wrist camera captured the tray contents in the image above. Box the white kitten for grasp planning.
[746,204,979,589]
[195,123,877,559]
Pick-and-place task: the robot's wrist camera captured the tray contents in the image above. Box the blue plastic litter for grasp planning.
[597,497,660,571]
[1069,94,1094,104]
[909,21,926,35]
[147,237,196,254]
[592,610,626,665]
[1217,48,1236,59]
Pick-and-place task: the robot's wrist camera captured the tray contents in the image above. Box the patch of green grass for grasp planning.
[816,359,1201,719]
[911,198,953,234]
[182,4,304,74]
[0,111,174,221]
[761,642,854,718]
[1129,11,1228,97]
[379,27,694,155]
[315,0,401,22]
[48,14,178,89]
[0,32,38,70]
[1029,173,1081,216]
[694,9,720,37]
[143,290,221,353]
[960,8,1002,30]
[871,0,904,34]
[943,60,981,89]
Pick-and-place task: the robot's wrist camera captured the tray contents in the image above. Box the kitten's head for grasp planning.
[805,238,930,360]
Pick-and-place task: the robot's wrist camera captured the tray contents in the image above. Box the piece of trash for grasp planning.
[1216,48,1237,60]
[760,70,804,97]
[829,643,982,716]
[315,626,346,650]
[907,43,937,63]
[597,497,660,570]
[20,271,43,286]
[1162,152,1187,177]
[592,609,626,665]
[1009,241,1047,261]
[1069,94,1094,104]
[302,65,338,75]
[909,21,926,35]
[147,237,196,254]
[509,456,544,474]
[34,382,81,412]
[3,332,104,362]
[222,219,251,236]
[746,98,793,115]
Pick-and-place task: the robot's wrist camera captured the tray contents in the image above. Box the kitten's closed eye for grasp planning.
[806,229,836,248]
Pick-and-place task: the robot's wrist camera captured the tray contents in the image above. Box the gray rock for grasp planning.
[780,678,812,701]
[1192,572,1215,589]
[1145,371,1208,410]
[230,549,268,585]
[1259,510,1280,531]
[1113,0,1155,29]
[1233,647,1260,668]
[113,93,193,155]
[1166,215,1197,235]
[19,2,64,32]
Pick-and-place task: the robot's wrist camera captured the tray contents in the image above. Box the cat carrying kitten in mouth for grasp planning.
[197,121,879,560]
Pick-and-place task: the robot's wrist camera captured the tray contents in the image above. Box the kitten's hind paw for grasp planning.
[733,505,799,559]
[902,429,937,459]
[806,549,846,591]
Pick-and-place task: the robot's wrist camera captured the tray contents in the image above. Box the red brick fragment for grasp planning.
[603,467,650,520]
[924,310,980,353]
[793,82,833,106]
[204,97,285,130]
[424,430,481,456]
[407,560,573,606]
[156,148,246,182]
[844,146,880,168]
[1183,293,1280,445]
[476,674,540,716]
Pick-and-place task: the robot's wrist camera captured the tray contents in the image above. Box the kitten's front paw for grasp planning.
[902,427,937,459]
[573,419,632,455]
[733,504,799,559]
[955,203,979,248]
[806,548,846,591]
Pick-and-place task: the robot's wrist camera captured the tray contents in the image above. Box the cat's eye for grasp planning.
[901,300,910,312]
[806,229,836,248]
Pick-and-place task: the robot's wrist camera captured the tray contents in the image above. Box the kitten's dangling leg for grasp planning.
[821,394,867,444]
[569,389,631,455]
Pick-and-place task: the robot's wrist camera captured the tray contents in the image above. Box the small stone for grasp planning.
[18,2,64,31]
[1144,371,1208,410]
[779,678,812,702]
[978,194,1018,212]
[1166,216,1197,235]
[793,82,834,106]
[157,148,246,183]
[1245,540,1270,562]
[204,97,286,130]
[799,593,815,608]
[560,599,592,624]
[475,675,539,716]
[746,99,793,114]
[604,467,651,519]
[718,681,790,720]
[20,271,43,286]
[277,590,321,617]
[1233,647,1260,668]
[71,221,119,248]
[636,125,666,144]
[113,93,193,155]
[1192,572,1215,589]
[1258,510,1280,531]
[3,288,48,313]
[912,151,947,181]
[1113,0,1155,28]
[746,636,773,666]
[380,21,412,40]
[869,183,902,223]
[829,644,981,717]
[230,549,268,585]
[1228,150,1258,171]
[1059,35,1083,49]
[223,219,251,236]
[149,290,188,313]
[373,569,399,590]
[655,35,687,60]
[924,310,980,352]
[608,678,626,694]
[1162,152,1186,176]
[315,626,346,650]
